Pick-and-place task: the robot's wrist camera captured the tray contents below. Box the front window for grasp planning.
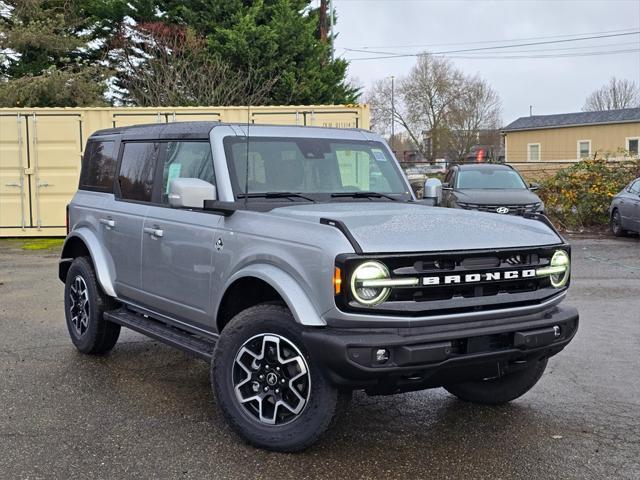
[455,169,527,189]
[224,137,411,200]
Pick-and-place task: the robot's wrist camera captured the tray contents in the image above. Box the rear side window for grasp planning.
[118,142,160,202]
[80,140,117,191]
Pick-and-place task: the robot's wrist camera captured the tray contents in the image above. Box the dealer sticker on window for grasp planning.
[372,149,387,162]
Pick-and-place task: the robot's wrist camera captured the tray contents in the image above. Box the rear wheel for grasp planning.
[64,257,120,354]
[611,209,626,237]
[211,304,338,452]
[444,358,548,405]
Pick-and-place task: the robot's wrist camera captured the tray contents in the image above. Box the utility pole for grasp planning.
[319,0,328,42]
[390,75,395,154]
[329,0,335,60]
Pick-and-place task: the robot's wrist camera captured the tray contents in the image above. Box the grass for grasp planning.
[2,237,64,251]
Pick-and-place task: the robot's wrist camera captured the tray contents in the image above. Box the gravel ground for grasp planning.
[0,235,639,479]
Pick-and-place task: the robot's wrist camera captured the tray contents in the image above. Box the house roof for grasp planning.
[502,107,640,132]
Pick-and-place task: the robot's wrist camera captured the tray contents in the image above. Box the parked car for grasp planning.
[441,163,544,215]
[610,177,640,236]
[59,122,578,452]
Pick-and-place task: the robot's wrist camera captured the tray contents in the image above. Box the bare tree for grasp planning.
[583,77,639,111]
[401,55,465,160]
[367,77,424,154]
[367,54,501,161]
[112,23,276,106]
[447,76,501,162]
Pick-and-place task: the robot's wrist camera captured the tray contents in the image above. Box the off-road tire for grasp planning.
[211,304,339,452]
[444,358,548,405]
[610,209,627,237]
[64,256,120,354]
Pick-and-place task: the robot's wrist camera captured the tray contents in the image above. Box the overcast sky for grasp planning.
[329,0,640,125]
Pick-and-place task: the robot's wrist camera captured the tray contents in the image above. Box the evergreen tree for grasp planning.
[0,0,109,107]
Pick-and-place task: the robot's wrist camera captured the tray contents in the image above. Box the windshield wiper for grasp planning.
[237,192,316,202]
[331,191,398,201]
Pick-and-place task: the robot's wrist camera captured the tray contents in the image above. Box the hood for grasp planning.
[454,189,541,205]
[268,202,561,254]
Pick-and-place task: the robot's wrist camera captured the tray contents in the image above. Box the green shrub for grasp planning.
[538,159,640,230]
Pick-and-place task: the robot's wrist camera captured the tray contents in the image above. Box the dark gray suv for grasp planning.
[59,122,578,452]
[441,163,544,215]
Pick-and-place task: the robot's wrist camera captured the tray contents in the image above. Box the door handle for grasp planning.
[99,218,116,229]
[5,182,21,187]
[38,181,53,188]
[144,226,164,238]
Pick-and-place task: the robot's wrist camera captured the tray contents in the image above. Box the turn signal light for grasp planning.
[333,267,342,295]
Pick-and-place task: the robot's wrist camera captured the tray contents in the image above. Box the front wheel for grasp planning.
[211,304,338,452]
[444,358,548,405]
[611,209,626,237]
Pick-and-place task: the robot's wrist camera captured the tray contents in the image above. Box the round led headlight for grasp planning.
[350,261,391,305]
[549,250,570,288]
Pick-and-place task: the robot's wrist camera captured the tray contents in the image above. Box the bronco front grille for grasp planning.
[336,246,568,317]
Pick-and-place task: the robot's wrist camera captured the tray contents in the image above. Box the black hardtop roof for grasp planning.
[91,121,219,140]
[89,121,371,141]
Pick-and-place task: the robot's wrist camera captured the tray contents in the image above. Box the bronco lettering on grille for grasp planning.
[422,269,536,286]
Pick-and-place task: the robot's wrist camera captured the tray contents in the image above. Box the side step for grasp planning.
[104,309,215,361]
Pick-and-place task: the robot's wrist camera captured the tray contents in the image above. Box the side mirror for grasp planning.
[529,182,540,191]
[423,178,443,206]
[168,178,216,209]
[441,182,453,191]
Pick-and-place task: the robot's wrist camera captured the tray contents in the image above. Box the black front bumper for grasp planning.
[303,304,579,395]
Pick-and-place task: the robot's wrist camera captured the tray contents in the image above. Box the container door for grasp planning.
[26,114,83,229]
[0,114,28,229]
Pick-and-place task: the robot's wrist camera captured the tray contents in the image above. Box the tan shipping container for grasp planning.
[0,105,370,237]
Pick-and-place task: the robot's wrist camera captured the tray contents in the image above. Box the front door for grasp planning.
[140,140,222,329]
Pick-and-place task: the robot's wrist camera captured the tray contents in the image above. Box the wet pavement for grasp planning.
[1,235,639,479]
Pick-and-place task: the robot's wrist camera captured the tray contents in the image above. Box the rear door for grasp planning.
[140,140,222,329]
[103,141,160,303]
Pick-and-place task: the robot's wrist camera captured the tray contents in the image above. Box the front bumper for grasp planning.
[303,304,578,394]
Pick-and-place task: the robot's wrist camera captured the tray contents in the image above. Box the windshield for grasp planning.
[456,169,527,189]
[224,137,411,200]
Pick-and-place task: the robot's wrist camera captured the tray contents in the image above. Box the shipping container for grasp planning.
[0,105,370,237]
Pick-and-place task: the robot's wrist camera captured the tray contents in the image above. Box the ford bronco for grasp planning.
[59,122,578,452]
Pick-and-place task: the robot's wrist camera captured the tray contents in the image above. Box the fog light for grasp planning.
[375,348,390,363]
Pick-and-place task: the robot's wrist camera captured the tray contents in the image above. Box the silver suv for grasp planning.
[59,122,578,452]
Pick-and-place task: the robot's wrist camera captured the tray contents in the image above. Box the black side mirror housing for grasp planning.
[529,182,540,191]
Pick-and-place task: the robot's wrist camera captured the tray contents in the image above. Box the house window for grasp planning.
[627,137,639,156]
[527,143,540,162]
[577,140,591,159]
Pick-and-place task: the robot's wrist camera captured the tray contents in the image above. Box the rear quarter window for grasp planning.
[79,140,117,191]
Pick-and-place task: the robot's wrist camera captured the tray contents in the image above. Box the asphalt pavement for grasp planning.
[1,235,639,479]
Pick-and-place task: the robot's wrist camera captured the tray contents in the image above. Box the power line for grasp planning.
[435,48,640,60]
[345,31,640,60]
[350,28,639,50]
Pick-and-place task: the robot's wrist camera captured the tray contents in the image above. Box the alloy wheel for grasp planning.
[232,333,310,426]
[69,275,90,336]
